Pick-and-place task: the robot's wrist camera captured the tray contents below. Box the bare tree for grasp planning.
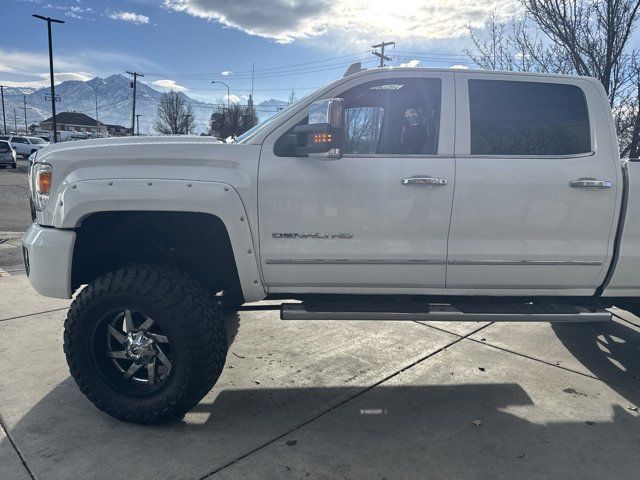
[209,102,258,139]
[466,1,640,157]
[154,91,196,135]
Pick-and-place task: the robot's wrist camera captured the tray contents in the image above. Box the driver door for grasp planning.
[257,72,455,293]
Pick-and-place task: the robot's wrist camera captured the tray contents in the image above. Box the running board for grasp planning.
[280,302,611,322]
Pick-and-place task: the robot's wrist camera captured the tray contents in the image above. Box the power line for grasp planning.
[143,51,370,78]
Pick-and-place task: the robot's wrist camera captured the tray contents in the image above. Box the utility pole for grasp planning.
[251,62,255,99]
[92,79,106,136]
[0,86,6,134]
[13,108,18,133]
[33,14,65,143]
[127,71,144,136]
[371,41,395,67]
[135,114,142,136]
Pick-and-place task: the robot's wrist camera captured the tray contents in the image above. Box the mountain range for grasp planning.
[1,75,288,135]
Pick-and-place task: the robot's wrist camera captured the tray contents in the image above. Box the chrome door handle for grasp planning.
[569,178,613,189]
[401,176,448,186]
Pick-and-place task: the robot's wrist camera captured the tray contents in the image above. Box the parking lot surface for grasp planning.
[1,274,639,479]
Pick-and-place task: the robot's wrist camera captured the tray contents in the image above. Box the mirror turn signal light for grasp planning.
[313,133,332,144]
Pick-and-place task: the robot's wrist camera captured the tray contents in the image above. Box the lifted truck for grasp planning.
[22,67,640,424]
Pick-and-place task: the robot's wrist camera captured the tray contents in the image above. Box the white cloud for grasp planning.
[45,71,94,82]
[223,94,248,104]
[108,11,150,25]
[449,64,470,69]
[221,71,232,76]
[0,48,83,74]
[164,0,520,44]
[151,79,189,92]
[399,59,421,68]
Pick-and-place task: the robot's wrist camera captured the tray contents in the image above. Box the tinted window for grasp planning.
[469,80,590,155]
[0,141,10,152]
[340,78,441,155]
[13,137,27,143]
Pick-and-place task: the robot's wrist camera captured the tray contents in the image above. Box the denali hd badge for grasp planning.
[272,233,353,239]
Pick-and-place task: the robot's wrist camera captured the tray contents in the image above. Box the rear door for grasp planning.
[11,137,27,156]
[447,73,620,292]
[258,72,456,292]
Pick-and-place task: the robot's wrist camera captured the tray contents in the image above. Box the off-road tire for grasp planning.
[64,263,227,424]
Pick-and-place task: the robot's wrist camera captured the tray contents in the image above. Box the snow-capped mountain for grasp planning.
[1,75,289,135]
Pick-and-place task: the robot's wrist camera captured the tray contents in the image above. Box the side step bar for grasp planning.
[280,302,611,322]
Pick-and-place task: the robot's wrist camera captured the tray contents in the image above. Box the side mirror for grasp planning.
[293,98,344,158]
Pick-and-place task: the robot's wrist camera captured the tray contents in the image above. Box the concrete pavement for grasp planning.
[1,274,639,479]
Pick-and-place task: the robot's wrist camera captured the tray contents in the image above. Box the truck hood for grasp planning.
[37,135,225,160]
[34,135,262,228]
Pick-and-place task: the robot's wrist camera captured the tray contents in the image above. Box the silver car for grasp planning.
[0,140,17,169]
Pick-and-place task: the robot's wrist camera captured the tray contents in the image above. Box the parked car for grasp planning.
[7,135,49,158]
[0,140,17,169]
[22,67,636,424]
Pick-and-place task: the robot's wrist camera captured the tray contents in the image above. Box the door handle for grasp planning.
[401,176,448,186]
[569,178,613,189]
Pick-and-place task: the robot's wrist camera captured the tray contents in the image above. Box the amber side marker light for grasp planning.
[37,170,52,194]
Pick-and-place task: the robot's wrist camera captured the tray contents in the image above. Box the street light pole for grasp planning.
[211,81,230,111]
[33,14,65,143]
[0,86,6,134]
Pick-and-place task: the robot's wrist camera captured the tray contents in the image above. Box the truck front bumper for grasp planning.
[22,223,76,299]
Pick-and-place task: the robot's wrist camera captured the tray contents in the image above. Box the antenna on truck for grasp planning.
[343,62,365,77]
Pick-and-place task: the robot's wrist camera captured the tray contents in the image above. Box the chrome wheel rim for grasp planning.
[105,308,172,387]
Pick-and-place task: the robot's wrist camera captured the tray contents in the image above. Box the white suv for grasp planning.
[7,135,49,158]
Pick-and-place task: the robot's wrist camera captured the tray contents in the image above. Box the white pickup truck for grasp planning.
[21,67,640,424]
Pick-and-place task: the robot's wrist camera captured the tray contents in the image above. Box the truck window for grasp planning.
[341,78,441,155]
[469,80,590,156]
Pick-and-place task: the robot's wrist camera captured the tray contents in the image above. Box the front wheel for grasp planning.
[64,264,228,424]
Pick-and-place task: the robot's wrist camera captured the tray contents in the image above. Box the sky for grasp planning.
[2,0,529,106]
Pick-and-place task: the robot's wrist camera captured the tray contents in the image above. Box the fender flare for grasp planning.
[52,178,266,302]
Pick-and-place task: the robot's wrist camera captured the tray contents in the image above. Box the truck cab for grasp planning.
[21,67,638,424]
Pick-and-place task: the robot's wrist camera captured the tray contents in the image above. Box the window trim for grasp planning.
[455,151,596,160]
[342,153,454,159]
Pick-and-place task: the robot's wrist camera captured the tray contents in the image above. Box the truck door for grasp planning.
[447,73,621,292]
[258,72,455,292]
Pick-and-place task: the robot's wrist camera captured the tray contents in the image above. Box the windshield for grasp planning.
[28,137,48,144]
[236,92,313,144]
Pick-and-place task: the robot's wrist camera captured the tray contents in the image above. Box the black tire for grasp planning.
[64,263,228,424]
[11,162,16,169]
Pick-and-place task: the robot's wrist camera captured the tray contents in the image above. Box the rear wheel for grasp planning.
[64,263,228,424]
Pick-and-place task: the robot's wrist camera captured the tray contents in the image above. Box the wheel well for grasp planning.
[71,211,243,303]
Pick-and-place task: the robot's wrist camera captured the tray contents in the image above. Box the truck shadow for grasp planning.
[1,377,639,478]
[551,314,640,406]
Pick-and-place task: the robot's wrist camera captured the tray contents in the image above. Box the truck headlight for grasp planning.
[31,163,52,211]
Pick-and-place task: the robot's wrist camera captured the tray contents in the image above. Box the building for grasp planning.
[39,112,108,136]
[105,124,132,137]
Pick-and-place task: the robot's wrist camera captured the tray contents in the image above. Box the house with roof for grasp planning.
[39,112,131,138]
